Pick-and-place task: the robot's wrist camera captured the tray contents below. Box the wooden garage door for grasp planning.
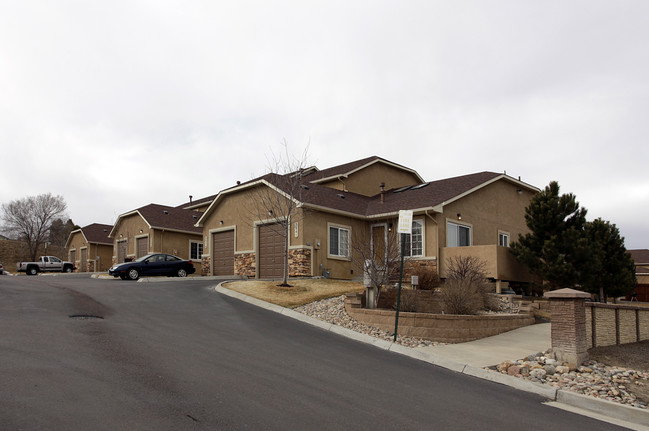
[80,248,88,272]
[258,223,284,279]
[118,241,127,263]
[212,230,234,276]
[136,237,148,258]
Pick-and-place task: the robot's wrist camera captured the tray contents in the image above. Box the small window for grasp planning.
[499,232,509,247]
[329,225,350,257]
[447,222,471,247]
[190,242,203,260]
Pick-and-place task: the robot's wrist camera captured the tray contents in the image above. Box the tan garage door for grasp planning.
[136,237,148,258]
[80,248,88,272]
[212,230,234,276]
[118,241,127,263]
[258,223,284,279]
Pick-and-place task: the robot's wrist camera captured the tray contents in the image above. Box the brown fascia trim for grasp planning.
[147,226,202,236]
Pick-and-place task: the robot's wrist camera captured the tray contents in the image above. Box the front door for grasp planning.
[371,224,387,264]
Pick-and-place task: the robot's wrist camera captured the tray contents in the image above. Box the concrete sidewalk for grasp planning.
[417,322,551,368]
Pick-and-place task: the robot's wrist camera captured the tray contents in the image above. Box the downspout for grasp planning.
[337,176,348,192]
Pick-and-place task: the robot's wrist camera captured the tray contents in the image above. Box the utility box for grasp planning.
[411,275,419,289]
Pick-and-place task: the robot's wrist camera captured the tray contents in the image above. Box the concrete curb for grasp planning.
[213,283,649,428]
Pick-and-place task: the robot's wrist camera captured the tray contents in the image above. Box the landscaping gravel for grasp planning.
[495,352,649,409]
[294,295,442,348]
[295,294,649,410]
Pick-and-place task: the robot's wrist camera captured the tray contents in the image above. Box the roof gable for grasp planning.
[111,204,202,237]
[304,156,424,185]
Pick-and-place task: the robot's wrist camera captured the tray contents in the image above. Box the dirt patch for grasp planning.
[223,279,364,308]
[589,340,649,404]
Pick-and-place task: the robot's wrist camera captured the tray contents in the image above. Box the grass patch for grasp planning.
[223,278,364,308]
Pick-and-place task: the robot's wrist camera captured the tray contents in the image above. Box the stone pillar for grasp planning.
[544,288,590,365]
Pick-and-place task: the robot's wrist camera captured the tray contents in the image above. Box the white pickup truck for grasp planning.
[17,256,75,275]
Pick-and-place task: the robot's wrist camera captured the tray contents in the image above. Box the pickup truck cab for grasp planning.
[17,256,75,275]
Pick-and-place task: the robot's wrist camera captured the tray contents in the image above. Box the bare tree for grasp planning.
[1,193,68,261]
[351,223,403,308]
[245,142,311,286]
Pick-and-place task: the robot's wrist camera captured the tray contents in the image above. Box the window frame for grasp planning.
[498,231,510,247]
[189,240,204,260]
[446,221,472,247]
[403,218,424,257]
[328,223,351,260]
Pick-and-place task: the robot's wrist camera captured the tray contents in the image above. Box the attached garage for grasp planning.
[212,230,234,276]
[258,223,285,279]
[117,240,127,263]
[80,248,88,272]
[136,237,148,258]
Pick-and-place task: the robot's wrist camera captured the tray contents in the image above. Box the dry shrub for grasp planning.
[411,265,441,291]
[439,278,483,315]
[393,289,418,312]
[440,255,498,314]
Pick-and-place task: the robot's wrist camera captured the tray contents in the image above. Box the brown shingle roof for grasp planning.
[136,204,202,234]
[629,249,649,265]
[303,156,424,184]
[267,171,510,218]
[81,223,113,245]
[176,194,218,210]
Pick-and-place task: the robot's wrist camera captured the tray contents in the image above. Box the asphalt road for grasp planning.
[0,275,630,430]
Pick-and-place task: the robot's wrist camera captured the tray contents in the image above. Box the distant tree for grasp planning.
[49,218,78,248]
[510,181,593,290]
[583,218,636,302]
[1,193,68,261]
[245,142,311,286]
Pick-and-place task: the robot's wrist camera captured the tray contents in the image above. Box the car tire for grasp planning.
[177,268,187,278]
[64,266,73,273]
[28,267,38,276]
[127,268,139,281]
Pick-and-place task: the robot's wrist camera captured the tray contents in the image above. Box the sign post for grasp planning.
[393,210,413,342]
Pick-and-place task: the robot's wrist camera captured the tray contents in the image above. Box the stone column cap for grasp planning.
[544,288,591,299]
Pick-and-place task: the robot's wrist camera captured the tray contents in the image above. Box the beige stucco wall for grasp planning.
[439,180,534,249]
[319,163,421,196]
[150,229,201,260]
[111,214,150,260]
[111,213,200,267]
[67,231,113,272]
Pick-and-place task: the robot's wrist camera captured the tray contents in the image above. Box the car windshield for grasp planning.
[134,254,156,263]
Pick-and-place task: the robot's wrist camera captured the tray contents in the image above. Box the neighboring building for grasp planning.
[65,223,113,272]
[109,204,204,271]
[196,156,538,291]
[629,249,649,301]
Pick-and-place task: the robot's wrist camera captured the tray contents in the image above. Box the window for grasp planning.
[404,219,423,257]
[190,242,203,260]
[499,232,509,247]
[447,222,471,247]
[329,225,350,257]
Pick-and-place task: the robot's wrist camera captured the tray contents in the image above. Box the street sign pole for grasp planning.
[393,233,406,342]
[393,210,413,342]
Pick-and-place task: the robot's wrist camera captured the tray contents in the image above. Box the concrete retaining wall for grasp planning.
[344,297,534,343]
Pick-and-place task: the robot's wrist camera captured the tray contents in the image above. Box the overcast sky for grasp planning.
[1,1,647,249]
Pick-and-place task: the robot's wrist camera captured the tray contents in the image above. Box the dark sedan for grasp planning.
[108,253,196,280]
